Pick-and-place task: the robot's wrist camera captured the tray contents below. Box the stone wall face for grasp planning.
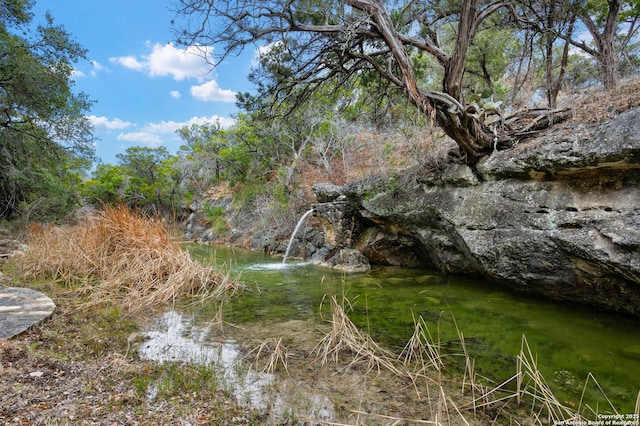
[313,108,640,315]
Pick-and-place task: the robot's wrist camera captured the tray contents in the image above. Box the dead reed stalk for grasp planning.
[577,372,621,419]
[14,205,237,314]
[245,337,291,376]
[399,313,444,375]
[313,294,404,377]
[516,335,582,423]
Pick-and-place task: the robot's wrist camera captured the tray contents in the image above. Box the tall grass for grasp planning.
[308,291,626,425]
[313,294,404,377]
[14,204,237,314]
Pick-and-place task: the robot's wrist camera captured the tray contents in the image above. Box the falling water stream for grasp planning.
[140,244,640,422]
[282,208,315,264]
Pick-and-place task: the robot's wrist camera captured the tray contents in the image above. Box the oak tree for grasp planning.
[0,0,94,219]
[172,0,569,165]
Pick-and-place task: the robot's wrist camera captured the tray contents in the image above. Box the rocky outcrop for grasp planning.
[308,196,370,271]
[0,239,28,259]
[318,248,371,273]
[312,107,640,315]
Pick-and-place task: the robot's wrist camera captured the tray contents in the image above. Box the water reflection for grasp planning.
[182,243,640,414]
[140,310,335,421]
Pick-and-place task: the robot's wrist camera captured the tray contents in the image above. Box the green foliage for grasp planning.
[82,164,125,206]
[231,182,263,209]
[132,363,221,401]
[565,53,601,89]
[211,217,228,235]
[177,121,253,193]
[202,202,227,234]
[465,26,518,101]
[83,147,185,216]
[0,0,94,221]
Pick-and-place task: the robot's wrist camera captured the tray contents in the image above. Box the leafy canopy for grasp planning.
[0,0,94,220]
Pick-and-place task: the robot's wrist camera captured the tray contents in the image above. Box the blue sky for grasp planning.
[32,0,257,165]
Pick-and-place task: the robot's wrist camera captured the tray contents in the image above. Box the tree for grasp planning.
[82,163,126,206]
[172,0,569,165]
[0,0,94,220]
[531,0,640,90]
[465,25,519,102]
[116,146,181,215]
[517,0,578,107]
[577,0,623,89]
[177,122,229,186]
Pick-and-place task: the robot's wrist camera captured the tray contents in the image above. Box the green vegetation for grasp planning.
[0,0,94,222]
[174,0,640,164]
[0,268,259,424]
[3,0,639,224]
[202,202,228,235]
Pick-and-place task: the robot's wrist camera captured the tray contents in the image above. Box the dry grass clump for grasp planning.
[306,292,629,424]
[563,76,640,125]
[245,337,291,376]
[313,294,404,377]
[14,204,237,314]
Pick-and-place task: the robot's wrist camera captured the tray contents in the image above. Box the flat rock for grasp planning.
[0,286,55,340]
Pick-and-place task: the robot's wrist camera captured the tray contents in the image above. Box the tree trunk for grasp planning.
[434,106,495,163]
[600,39,618,90]
[444,0,477,102]
[579,0,621,90]
[602,0,621,89]
[346,0,495,164]
[545,10,575,108]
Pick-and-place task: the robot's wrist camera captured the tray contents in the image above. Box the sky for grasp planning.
[32,0,258,165]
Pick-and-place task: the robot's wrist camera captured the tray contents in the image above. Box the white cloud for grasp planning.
[190,80,237,102]
[117,131,163,146]
[184,115,236,128]
[73,60,106,78]
[143,120,185,134]
[111,42,215,81]
[170,90,181,98]
[252,41,282,67]
[115,115,236,148]
[109,55,144,71]
[88,115,133,131]
[90,60,107,76]
[109,42,236,103]
[146,42,213,81]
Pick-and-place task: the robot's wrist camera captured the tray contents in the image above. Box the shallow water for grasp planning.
[139,310,335,420]
[150,244,640,416]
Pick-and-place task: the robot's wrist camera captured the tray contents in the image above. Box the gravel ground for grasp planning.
[0,280,261,426]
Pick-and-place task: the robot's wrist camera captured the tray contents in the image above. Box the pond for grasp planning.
[141,244,640,422]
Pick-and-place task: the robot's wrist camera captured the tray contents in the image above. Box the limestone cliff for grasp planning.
[312,107,640,315]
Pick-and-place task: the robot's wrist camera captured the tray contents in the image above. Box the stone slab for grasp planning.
[0,286,56,340]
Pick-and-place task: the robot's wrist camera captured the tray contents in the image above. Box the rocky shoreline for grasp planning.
[184,107,640,316]
[311,107,640,315]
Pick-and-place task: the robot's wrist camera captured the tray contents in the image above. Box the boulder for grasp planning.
[314,248,371,273]
[313,107,640,315]
[312,183,345,203]
[0,239,28,259]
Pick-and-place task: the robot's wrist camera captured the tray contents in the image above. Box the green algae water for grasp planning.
[184,244,640,414]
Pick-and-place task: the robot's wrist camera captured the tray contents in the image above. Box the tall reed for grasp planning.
[313,294,403,377]
[310,292,621,425]
[14,204,236,314]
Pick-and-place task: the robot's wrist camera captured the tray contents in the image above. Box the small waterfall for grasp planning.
[282,209,315,264]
